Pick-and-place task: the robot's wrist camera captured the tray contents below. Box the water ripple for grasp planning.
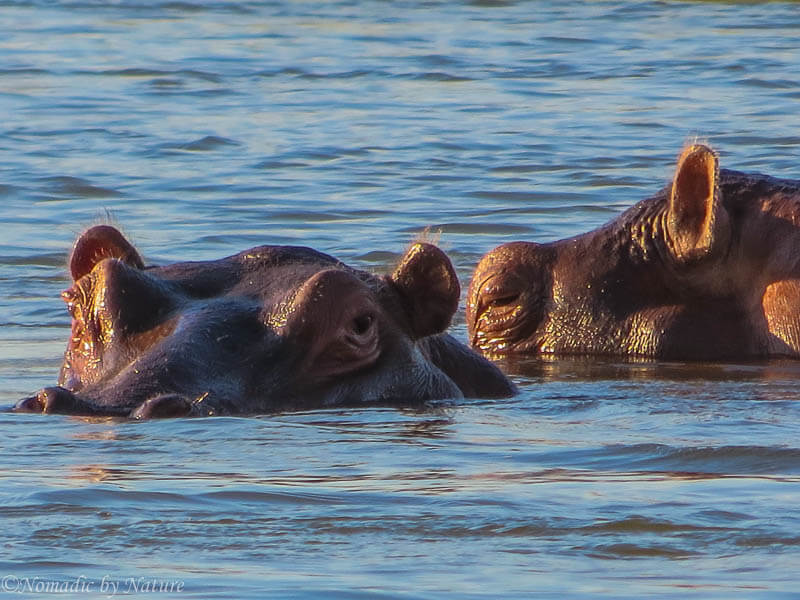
[587,444,800,475]
[161,135,242,152]
[39,176,122,199]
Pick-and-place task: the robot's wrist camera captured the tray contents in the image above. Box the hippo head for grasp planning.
[17,226,514,418]
[468,144,800,360]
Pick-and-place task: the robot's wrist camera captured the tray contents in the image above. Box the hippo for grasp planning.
[16,226,515,418]
[467,144,800,361]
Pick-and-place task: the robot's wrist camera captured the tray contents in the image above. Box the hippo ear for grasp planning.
[389,243,460,339]
[69,225,144,281]
[666,144,730,262]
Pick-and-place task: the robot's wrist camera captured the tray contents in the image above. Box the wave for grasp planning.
[545,443,800,476]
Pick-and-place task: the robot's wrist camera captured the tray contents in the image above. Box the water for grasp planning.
[1,0,800,597]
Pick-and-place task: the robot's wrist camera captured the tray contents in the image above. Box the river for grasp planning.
[1,1,799,598]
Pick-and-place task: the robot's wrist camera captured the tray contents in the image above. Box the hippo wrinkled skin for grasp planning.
[468,144,800,361]
[16,226,514,418]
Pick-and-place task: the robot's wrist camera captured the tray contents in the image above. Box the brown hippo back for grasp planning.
[467,144,800,361]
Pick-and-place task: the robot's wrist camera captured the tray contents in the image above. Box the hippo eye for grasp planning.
[481,283,522,310]
[61,279,91,318]
[487,292,520,308]
[352,313,375,336]
[62,289,79,317]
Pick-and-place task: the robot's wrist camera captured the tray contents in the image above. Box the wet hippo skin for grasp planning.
[468,144,800,360]
[16,227,515,418]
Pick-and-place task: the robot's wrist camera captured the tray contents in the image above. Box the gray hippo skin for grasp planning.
[467,144,800,360]
[16,226,515,418]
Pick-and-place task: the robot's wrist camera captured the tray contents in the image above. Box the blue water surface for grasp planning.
[1,1,799,598]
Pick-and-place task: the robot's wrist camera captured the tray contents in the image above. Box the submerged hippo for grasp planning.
[16,226,514,418]
[468,144,800,360]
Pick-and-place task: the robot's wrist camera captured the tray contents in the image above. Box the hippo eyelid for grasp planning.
[486,292,521,307]
[479,277,523,309]
[62,278,90,306]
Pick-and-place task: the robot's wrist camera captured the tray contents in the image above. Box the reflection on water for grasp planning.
[500,354,800,383]
[2,0,800,598]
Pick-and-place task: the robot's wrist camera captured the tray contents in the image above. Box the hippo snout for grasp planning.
[15,387,81,414]
[14,386,131,417]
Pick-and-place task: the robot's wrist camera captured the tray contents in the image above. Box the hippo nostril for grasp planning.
[14,387,79,414]
[130,394,192,419]
[14,394,45,413]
